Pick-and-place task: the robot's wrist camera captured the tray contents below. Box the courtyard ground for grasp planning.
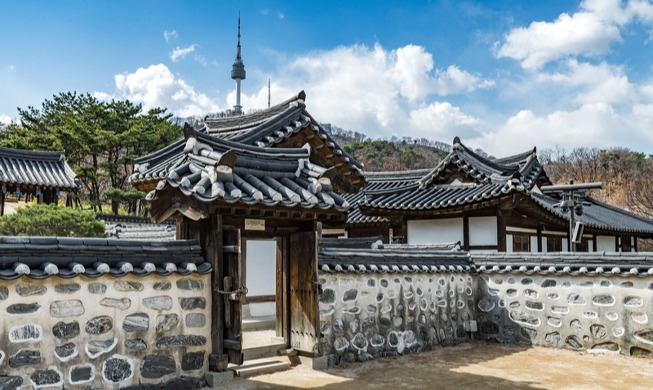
[217,341,653,389]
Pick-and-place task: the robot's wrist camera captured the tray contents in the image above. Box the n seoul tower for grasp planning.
[231,16,246,114]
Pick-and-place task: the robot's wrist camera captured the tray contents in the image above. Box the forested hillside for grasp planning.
[324,124,653,215]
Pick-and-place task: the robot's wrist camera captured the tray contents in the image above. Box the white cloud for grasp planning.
[170,44,198,62]
[477,102,653,157]
[496,11,620,69]
[163,30,178,42]
[537,60,635,105]
[238,43,490,137]
[103,64,221,117]
[0,114,12,125]
[277,11,285,19]
[496,0,653,69]
[408,102,483,140]
[6,65,15,71]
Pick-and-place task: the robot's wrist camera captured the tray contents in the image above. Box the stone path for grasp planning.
[213,341,653,389]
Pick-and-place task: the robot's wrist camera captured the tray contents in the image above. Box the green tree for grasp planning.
[0,92,180,213]
[0,204,106,237]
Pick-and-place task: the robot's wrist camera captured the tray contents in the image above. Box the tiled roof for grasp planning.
[318,238,471,274]
[143,127,349,212]
[345,170,430,225]
[530,192,653,234]
[132,91,365,192]
[418,137,547,189]
[317,238,653,276]
[0,147,81,190]
[473,251,653,277]
[355,138,548,215]
[0,236,209,280]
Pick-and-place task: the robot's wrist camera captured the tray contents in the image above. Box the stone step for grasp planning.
[229,357,291,378]
[243,342,287,361]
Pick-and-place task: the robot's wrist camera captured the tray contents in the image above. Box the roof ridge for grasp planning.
[0,146,66,162]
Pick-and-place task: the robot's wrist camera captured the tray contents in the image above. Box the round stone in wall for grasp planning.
[114,281,144,292]
[176,279,204,290]
[86,316,113,334]
[88,283,107,294]
[153,281,171,291]
[156,314,180,333]
[7,302,41,315]
[102,354,134,384]
[9,350,41,368]
[142,296,173,311]
[186,313,206,328]
[55,342,78,362]
[16,284,47,297]
[141,355,176,379]
[86,338,118,359]
[124,338,148,352]
[50,300,84,317]
[0,286,8,300]
[123,313,149,332]
[182,351,205,371]
[53,320,80,340]
[29,367,63,389]
[100,298,131,310]
[155,335,207,348]
[9,324,42,343]
[179,297,206,310]
[54,283,81,294]
[69,364,94,385]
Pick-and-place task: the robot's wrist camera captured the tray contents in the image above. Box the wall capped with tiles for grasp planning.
[0,274,211,389]
[476,273,653,356]
[318,272,476,364]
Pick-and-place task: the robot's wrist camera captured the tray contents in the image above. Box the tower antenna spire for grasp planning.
[231,13,246,114]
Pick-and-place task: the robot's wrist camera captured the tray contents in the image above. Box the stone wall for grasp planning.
[318,272,476,364]
[476,272,653,356]
[0,273,211,389]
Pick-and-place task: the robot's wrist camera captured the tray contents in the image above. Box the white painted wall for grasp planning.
[407,218,463,245]
[530,236,538,252]
[245,240,277,317]
[468,216,498,246]
[506,234,513,253]
[596,236,616,252]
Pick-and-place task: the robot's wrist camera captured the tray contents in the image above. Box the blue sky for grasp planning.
[2,0,653,156]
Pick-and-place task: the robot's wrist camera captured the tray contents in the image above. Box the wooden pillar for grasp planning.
[462,215,469,250]
[497,210,506,252]
[536,226,543,252]
[205,213,229,371]
[0,190,4,216]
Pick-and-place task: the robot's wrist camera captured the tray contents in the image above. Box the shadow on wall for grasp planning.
[476,272,653,356]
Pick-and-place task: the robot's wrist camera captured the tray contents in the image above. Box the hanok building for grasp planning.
[0,146,81,215]
[348,137,653,252]
[130,105,360,368]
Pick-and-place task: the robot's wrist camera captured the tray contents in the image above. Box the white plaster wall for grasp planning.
[407,218,463,245]
[506,235,513,253]
[596,236,615,252]
[468,217,498,246]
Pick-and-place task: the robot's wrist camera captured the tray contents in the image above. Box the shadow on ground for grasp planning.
[224,342,539,389]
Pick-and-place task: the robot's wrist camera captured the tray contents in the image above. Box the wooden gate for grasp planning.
[222,227,245,365]
[289,231,319,355]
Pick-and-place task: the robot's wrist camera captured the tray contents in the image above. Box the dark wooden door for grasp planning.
[222,228,244,365]
[289,231,319,355]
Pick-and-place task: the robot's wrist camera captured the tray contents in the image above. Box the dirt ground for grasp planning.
[218,342,653,389]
